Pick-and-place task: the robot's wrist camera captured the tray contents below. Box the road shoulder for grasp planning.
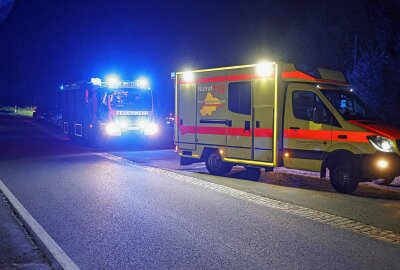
[0,193,51,270]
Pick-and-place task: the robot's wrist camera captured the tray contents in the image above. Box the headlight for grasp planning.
[144,122,159,136]
[137,120,159,135]
[118,120,128,129]
[105,123,121,136]
[138,120,148,129]
[367,136,395,152]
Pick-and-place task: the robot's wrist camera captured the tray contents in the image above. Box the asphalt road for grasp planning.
[0,113,399,269]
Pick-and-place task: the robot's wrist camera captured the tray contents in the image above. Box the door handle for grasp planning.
[179,119,183,125]
[289,126,300,130]
[338,135,347,139]
[256,121,260,128]
[244,121,250,131]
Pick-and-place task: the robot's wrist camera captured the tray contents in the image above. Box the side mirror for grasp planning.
[312,107,324,124]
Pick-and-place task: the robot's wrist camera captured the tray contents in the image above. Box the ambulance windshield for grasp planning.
[321,90,376,121]
[109,89,152,111]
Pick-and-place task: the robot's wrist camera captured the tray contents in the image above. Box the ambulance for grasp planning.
[173,62,400,193]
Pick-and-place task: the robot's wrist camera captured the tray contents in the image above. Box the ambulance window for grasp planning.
[293,91,332,124]
[228,82,251,115]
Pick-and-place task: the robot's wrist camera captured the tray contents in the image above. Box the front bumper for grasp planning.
[361,152,400,181]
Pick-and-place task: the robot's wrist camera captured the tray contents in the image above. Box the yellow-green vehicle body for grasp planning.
[173,62,400,193]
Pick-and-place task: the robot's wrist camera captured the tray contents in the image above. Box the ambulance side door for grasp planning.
[226,80,252,160]
[284,83,333,171]
[252,78,275,162]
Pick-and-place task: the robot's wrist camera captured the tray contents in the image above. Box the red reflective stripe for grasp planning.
[179,125,196,135]
[181,126,370,143]
[348,120,400,140]
[284,129,331,140]
[281,71,316,81]
[284,129,371,143]
[331,130,372,143]
[198,126,227,135]
[178,74,254,84]
[281,71,348,85]
[85,89,89,103]
[254,128,273,137]
[179,125,272,137]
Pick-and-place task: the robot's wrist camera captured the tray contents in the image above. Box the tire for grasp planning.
[330,163,359,194]
[205,151,233,176]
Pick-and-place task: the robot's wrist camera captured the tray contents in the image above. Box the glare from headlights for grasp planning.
[138,120,148,129]
[105,123,121,136]
[118,120,128,129]
[144,122,159,136]
[137,120,159,135]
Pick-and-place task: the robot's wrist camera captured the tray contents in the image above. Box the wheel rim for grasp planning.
[338,169,351,186]
[209,154,222,170]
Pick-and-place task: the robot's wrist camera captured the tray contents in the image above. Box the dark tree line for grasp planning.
[279,0,400,126]
[1,0,399,125]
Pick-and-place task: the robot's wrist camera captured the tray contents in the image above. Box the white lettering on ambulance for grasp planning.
[197,85,213,92]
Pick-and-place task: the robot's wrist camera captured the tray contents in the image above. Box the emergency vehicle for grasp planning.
[61,77,159,146]
[173,62,400,193]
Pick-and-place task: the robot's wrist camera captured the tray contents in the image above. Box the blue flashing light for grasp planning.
[106,74,120,88]
[91,78,102,86]
[137,77,150,89]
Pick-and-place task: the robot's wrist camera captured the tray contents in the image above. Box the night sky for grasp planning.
[1,0,398,115]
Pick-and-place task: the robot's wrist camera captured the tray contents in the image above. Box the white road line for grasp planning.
[0,179,80,270]
[98,152,400,245]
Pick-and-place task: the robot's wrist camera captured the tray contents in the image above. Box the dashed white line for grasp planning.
[98,152,400,245]
[0,179,80,270]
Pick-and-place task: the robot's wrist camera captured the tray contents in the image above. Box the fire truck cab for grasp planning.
[61,77,159,146]
[173,62,400,193]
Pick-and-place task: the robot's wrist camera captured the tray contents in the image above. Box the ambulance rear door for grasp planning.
[177,77,197,150]
[196,70,228,152]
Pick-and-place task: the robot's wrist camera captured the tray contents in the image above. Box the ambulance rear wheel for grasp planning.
[330,163,359,194]
[205,151,232,176]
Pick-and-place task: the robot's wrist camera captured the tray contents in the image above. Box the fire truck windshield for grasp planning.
[109,89,152,111]
[321,89,377,121]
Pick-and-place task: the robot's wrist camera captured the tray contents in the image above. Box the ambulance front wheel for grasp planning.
[330,163,360,194]
[205,151,233,176]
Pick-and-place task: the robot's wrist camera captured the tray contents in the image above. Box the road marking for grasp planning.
[0,179,80,270]
[98,152,400,245]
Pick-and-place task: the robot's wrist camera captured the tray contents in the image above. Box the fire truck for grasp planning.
[173,62,400,193]
[61,77,159,146]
